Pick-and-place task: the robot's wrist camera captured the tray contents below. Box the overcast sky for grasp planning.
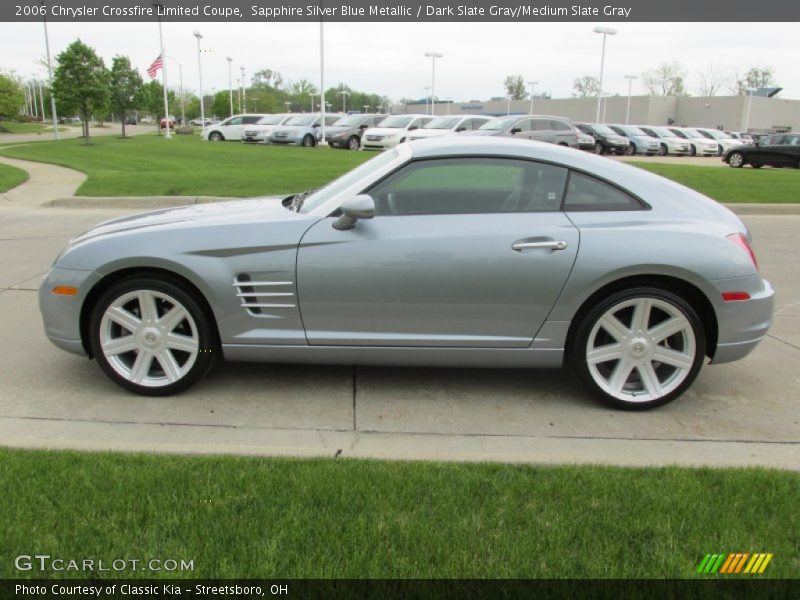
[2,21,797,103]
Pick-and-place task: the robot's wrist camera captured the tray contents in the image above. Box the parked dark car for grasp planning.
[325,114,387,150]
[723,133,800,168]
[575,123,630,155]
[124,116,137,126]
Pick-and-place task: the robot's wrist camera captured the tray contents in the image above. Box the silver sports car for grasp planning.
[39,137,774,410]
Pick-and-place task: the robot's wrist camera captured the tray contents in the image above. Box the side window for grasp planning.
[325,116,339,126]
[554,120,573,132]
[366,158,568,216]
[533,118,552,132]
[513,119,533,133]
[242,116,261,125]
[563,171,644,212]
[224,117,243,126]
[473,118,490,129]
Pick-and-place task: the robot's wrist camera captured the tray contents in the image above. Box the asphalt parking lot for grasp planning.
[0,159,798,469]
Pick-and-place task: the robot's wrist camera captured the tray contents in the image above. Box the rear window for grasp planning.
[563,171,644,212]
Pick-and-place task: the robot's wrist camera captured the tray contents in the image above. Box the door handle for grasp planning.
[512,240,568,252]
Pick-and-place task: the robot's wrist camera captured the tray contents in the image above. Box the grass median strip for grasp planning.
[2,448,797,578]
[0,162,29,193]
[630,162,800,203]
[0,134,372,198]
[0,121,67,134]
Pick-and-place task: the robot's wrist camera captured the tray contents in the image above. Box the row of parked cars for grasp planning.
[200,112,795,168]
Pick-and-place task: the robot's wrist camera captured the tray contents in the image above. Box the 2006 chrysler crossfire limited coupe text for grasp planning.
[40,137,774,410]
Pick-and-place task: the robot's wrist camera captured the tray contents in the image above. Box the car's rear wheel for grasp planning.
[348,135,360,150]
[728,152,745,168]
[571,287,705,410]
[659,144,668,156]
[625,144,635,156]
[302,134,316,147]
[208,131,223,141]
[689,144,697,156]
[89,276,217,396]
[594,141,605,155]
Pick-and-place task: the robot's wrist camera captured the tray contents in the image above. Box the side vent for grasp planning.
[233,274,296,317]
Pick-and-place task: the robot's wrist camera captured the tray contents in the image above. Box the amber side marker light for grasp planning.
[52,286,78,296]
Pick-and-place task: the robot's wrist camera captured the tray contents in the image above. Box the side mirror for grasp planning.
[359,124,369,129]
[408,125,418,131]
[333,195,375,231]
[456,127,466,132]
[510,127,521,135]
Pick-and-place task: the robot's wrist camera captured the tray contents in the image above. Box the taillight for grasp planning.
[726,232,758,271]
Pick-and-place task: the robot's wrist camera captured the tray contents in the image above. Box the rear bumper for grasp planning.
[710,277,774,364]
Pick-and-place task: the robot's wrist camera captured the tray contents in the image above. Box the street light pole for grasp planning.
[424,51,443,116]
[164,56,185,125]
[41,3,59,138]
[593,26,617,124]
[226,57,234,117]
[153,2,171,138]
[424,86,430,115]
[309,93,315,113]
[31,82,39,119]
[507,95,511,116]
[37,79,46,121]
[319,20,327,146]
[744,88,755,132]
[193,31,204,133]
[340,90,349,113]
[624,74,637,125]
[240,66,246,114]
[527,80,538,115]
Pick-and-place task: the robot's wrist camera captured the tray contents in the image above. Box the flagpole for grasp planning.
[154,2,171,139]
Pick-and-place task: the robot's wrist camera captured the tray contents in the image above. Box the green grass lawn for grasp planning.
[1,448,797,579]
[0,162,28,192]
[0,120,66,134]
[0,134,372,198]
[630,162,800,203]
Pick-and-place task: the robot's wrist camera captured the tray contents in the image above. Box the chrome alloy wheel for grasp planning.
[585,297,696,403]
[99,290,199,388]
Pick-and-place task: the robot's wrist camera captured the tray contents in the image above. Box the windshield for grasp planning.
[256,115,285,125]
[377,116,413,128]
[682,129,705,139]
[701,129,726,140]
[648,127,674,137]
[423,117,461,130]
[299,149,401,213]
[285,115,317,126]
[592,124,616,135]
[479,117,516,131]
[619,126,647,136]
[332,115,364,127]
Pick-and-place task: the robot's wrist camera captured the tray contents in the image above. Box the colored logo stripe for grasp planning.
[698,553,773,574]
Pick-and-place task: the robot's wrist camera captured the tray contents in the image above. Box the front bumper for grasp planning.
[710,276,774,364]
[39,266,99,357]
[362,137,401,150]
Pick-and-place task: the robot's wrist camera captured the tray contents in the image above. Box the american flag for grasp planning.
[147,55,163,79]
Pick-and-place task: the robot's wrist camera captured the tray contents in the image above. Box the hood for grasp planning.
[325,125,355,135]
[363,127,407,136]
[408,129,451,139]
[606,135,629,144]
[71,196,295,245]
[274,124,315,133]
[459,129,500,137]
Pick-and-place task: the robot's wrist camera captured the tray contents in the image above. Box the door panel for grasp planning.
[296,213,579,347]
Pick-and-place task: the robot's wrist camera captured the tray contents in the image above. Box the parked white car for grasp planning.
[202,114,271,141]
[407,115,491,141]
[668,128,719,156]
[362,115,433,150]
[695,128,746,156]
[637,125,691,156]
[242,114,296,144]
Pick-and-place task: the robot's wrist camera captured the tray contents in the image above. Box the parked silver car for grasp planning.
[39,137,773,410]
[470,115,580,148]
[270,113,343,147]
[637,126,691,156]
[608,125,660,156]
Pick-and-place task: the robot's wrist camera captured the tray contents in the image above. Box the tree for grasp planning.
[108,55,143,137]
[138,80,175,124]
[210,91,232,118]
[503,75,527,100]
[0,72,24,119]
[641,61,688,97]
[52,39,109,143]
[571,75,600,98]
[730,66,776,95]
[251,68,283,90]
[697,63,729,97]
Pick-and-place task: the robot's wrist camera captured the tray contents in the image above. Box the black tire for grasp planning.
[716,146,723,157]
[689,144,697,157]
[728,151,745,168]
[658,144,668,156]
[302,134,316,147]
[625,144,635,156]
[88,275,218,396]
[570,287,706,411]
[348,136,360,151]
[208,131,224,141]
[594,141,605,155]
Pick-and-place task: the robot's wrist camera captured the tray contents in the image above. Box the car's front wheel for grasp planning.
[208,131,224,141]
[571,287,705,410]
[348,135,360,151]
[89,276,217,396]
[728,151,745,168]
[625,144,636,156]
[594,141,605,155]
[689,144,697,157]
[302,134,316,147]
[659,144,668,156]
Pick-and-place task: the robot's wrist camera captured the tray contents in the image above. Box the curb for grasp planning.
[45,196,800,215]
[47,195,237,208]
